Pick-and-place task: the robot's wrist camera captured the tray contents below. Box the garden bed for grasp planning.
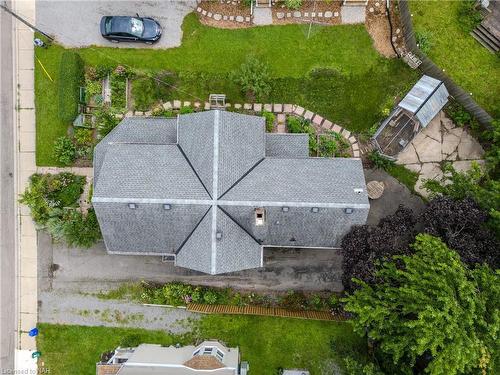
[272,0,342,25]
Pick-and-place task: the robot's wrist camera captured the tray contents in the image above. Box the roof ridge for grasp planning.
[217,157,265,199]
[174,207,211,255]
[177,144,213,199]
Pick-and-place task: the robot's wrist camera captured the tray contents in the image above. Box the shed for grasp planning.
[398,75,449,128]
[371,75,449,158]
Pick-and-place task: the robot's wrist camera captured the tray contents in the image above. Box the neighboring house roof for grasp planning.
[109,341,239,375]
[398,75,449,127]
[93,111,369,274]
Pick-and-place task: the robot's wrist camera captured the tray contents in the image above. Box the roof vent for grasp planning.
[344,208,354,214]
[255,208,265,226]
[282,206,289,212]
[216,231,223,240]
[128,203,137,209]
[354,188,364,194]
[311,207,319,213]
[163,204,171,210]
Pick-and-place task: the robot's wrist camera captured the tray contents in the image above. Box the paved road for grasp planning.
[39,291,199,333]
[38,232,344,294]
[36,0,197,49]
[0,1,16,370]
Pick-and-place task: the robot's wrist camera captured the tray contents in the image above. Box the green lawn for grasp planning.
[409,0,500,118]
[35,13,417,166]
[37,317,366,375]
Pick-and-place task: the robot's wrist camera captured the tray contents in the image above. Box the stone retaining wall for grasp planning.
[123,100,361,158]
[196,4,251,24]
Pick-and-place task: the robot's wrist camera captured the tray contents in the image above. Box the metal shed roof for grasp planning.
[398,75,449,127]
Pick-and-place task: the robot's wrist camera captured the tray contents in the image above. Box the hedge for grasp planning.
[58,51,84,122]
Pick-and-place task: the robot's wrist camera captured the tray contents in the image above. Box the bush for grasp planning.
[367,150,395,170]
[74,128,94,147]
[457,0,482,33]
[179,106,194,114]
[95,108,120,139]
[414,30,433,54]
[119,333,143,348]
[110,70,127,110]
[279,290,307,310]
[53,136,76,166]
[287,116,304,134]
[262,111,275,132]
[58,51,84,122]
[203,290,219,305]
[53,209,101,248]
[285,0,302,10]
[444,100,474,127]
[19,173,85,225]
[233,56,271,101]
[318,132,350,157]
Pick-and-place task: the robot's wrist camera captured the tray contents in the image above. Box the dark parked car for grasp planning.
[100,15,162,44]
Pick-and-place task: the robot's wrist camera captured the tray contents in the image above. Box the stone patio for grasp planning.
[396,111,485,197]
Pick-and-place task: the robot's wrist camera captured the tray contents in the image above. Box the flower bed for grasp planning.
[101,281,344,313]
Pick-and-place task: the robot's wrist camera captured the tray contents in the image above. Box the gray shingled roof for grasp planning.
[93,111,369,274]
[94,144,210,200]
[265,133,309,158]
[220,158,368,205]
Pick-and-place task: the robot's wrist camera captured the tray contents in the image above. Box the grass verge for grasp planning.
[37,317,366,375]
[35,14,417,165]
[409,0,500,118]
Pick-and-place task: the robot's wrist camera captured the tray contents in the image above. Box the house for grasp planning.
[96,341,246,375]
[93,110,369,275]
[372,75,449,158]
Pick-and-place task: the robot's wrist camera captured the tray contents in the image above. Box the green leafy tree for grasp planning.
[233,56,271,101]
[344,234,499,375]
[423,162,500,233]
[59,209,101,248]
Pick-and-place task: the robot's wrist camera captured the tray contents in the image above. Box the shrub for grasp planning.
[58,51,84,122]
[233,56,271,101]
[203,290,218,305]
[414,30,433,54]
[85,79,102,103]
[279,291,307,310]
[74,128,94,147]
[457,0,482,33]
[285,0,302,10]
[57,209,101,248]
[287,116,304,134]
[94,65,113,80]
[367,150,395,170]
[95,108,120,139]
[53,136,76,166]
[119,333,143,348]
[179,106,194,114]
[318,132,350,157]
[444,100,473,127]
[19,173,85,225]
[110,73,127,110]
[262,111,275,132]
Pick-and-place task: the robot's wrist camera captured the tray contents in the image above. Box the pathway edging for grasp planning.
[125,101,362,158]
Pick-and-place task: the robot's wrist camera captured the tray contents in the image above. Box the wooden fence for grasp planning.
[187,303,346,321]
[398,0,493,127]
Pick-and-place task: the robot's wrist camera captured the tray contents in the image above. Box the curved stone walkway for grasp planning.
[127,100,361,158]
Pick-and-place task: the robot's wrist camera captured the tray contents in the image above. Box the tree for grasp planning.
[423,162,500,234]
[233,56,271,101]
[421,196,499,268]
[344,234,499,375]
[341,206,416,291]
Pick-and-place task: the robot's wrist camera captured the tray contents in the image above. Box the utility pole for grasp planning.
[0,3,53,41]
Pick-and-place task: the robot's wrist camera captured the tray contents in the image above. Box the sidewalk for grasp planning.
[13,0,38,360]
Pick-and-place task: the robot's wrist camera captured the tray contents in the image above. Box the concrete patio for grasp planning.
[396,111,485,197]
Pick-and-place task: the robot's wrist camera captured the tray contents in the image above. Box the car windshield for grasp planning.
[129,18,144,37]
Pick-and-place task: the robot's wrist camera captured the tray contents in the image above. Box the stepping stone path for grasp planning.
[396,111,485,197]
[128,101,362,158]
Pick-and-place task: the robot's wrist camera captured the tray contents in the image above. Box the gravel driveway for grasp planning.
[39,291,199,333]
[36,0,197,48]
